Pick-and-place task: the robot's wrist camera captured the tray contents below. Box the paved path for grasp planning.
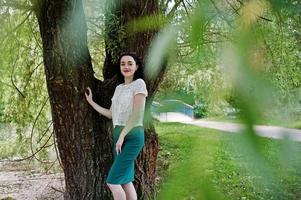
[185,120,301,141]
[155,112,301,141]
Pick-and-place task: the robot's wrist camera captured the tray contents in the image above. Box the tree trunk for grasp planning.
[34,0,166,199]
[34,0,114,199]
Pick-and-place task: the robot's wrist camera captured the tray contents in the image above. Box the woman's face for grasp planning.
[120,55,138,79]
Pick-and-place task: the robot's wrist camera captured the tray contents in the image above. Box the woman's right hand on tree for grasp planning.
[85,87,93,103]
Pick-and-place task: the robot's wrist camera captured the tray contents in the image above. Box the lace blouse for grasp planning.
[111,78,148,128]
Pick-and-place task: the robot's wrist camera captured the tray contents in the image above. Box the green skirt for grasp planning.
[106,125,145,184]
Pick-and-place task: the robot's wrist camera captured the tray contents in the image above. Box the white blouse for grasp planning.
[111,78,148,128]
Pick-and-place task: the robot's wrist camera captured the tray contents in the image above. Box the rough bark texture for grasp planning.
[34,0,167,199]
[35,0,114,199]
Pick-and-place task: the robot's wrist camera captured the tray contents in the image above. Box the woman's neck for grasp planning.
[124,77,134,85]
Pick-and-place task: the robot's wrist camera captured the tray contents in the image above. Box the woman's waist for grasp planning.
[113,117,144,128]
[113,125,144,136]
[114,125,144,130]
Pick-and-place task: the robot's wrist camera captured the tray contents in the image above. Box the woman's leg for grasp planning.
[122,182,137,200]
[107,183,126,200]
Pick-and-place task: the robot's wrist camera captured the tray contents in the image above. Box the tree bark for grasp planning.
[34,0,114,199]
[34,0,166,199]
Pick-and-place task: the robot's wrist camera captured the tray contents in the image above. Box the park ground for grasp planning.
[1,121,301,199]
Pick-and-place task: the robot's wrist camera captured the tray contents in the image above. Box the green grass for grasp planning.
[154,122,301,200]
[202,115,241,123]
[292,121,301,129]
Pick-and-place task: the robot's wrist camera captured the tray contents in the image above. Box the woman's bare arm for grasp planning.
[85,87,112,119]
[88,101,112,119]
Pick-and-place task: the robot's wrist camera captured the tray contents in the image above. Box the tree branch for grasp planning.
[9,97,53,163]
[182,0,190,18]
[23,61,43,91]
[0,11,32,45]
[234,0,273,22]
[10,55,26,99]
[53,130,64,170]
[30,97,53,164]
[185,0,194,9]
[0,1,33,11]
[210,0,233,28]
[226,0,240,15]
[28,17,43,49]
[166,0,183,18]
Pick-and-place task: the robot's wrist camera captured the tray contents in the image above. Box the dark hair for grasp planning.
[117,52,145,84]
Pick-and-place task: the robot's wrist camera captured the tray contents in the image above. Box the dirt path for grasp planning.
[0,160,64,200]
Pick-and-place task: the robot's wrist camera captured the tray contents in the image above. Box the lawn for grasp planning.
[154,122,301,200]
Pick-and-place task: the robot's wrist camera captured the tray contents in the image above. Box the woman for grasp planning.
[85,52,148,200]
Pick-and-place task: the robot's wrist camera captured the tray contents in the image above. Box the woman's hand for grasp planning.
[116,136,124,155]
[85,87,93,104]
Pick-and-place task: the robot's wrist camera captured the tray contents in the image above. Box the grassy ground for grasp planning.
[292,121,301,129]
[154,122,301,200]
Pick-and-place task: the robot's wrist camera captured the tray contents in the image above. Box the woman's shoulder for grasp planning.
[134,78,146,85]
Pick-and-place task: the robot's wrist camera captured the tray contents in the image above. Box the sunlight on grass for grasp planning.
[155,122,227,200]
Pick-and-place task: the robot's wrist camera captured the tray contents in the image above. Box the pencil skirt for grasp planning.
[106,125,145,184]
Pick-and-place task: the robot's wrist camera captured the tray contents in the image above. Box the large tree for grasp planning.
[31,0,166,199]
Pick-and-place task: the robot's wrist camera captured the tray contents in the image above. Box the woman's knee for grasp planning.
[107,183,127,200]
[121,182,132,189]
[107,183,121,191]
[121,182,137,197]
